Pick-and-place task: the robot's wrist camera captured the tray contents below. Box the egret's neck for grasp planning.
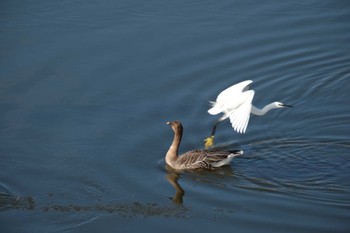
[251,103,276,116]
[166,128,182,166]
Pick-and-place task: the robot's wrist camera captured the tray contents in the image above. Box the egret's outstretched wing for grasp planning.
[216,80,252,104]
[208,80,253,116]
[228,90,255,133]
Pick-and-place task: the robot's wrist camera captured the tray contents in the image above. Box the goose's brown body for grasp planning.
[166,121,242,170]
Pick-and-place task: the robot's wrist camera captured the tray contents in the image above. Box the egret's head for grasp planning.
[166,120,183,133]
[273,102,293,108]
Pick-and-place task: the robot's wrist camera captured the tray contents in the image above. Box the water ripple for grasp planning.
[229,137,350,205]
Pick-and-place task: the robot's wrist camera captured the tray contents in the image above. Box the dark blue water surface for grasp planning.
[1,1,350,232]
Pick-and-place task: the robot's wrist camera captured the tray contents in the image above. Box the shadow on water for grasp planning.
[0,191,188,218]
[39,201,188,218]
[0,192,35,210]
[0,164,236,219]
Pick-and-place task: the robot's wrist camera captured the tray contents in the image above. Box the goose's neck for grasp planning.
[251,103,275,116]
[166,128,182,166]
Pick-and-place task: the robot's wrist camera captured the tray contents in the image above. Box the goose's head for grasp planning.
[166,120,183,133]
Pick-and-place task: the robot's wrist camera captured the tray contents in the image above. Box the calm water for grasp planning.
[1,1,350,232]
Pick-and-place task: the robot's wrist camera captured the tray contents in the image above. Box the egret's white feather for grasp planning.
[208,105,224,115]
[206,80,291,137]
[208,80,253,117]
[216,80,252,103]
[227,90,254,133]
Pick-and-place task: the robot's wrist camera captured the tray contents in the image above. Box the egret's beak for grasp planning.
[281,104,293,108]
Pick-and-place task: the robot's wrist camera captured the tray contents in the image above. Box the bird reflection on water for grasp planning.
[165,164,235,205]
[166,167,185,204]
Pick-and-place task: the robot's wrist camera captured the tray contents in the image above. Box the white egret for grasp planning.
[204,80,292,148]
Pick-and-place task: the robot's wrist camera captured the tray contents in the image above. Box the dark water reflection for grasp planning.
[0,192,188,219]
[165,164,236,205]
[166,167,185,205]
[1,0,350,232]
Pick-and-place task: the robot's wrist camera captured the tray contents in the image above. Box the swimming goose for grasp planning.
[166,121,243,170]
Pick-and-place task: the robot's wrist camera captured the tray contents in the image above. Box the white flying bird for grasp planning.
[204,80,292,148]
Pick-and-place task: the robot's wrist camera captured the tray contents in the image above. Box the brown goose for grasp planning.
[166,121,243,170]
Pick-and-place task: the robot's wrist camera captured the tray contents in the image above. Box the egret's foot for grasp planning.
[204,136,215,149]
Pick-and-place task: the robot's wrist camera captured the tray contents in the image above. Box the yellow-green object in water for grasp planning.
[204,120,220,148]
[204,135,215,149]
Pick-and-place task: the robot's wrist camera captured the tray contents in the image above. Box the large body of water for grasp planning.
[1,1,349,232]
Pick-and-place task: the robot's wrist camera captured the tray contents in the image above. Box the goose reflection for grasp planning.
[165,164,235,204]
[166,165,185,204]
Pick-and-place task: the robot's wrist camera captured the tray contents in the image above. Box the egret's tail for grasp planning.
[208,101,223,115]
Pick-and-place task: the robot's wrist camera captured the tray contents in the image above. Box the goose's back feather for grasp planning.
[174,150,234,169]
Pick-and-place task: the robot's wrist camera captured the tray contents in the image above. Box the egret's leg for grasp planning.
[204,120,221,148]
[211,120,220,136]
